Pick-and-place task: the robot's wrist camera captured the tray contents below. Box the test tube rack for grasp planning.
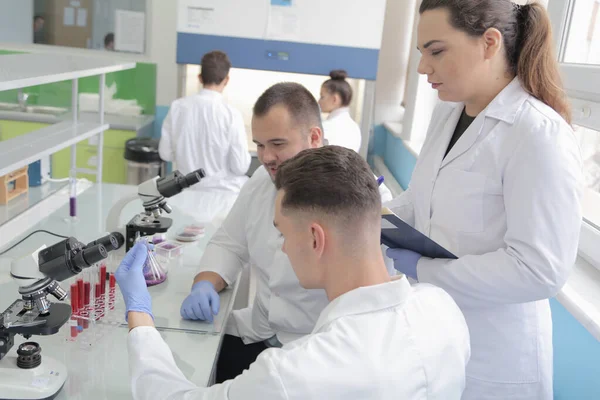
[63,261,125,348]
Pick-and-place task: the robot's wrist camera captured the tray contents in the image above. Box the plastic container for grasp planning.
[124,138,166,185]
[155,240,185,259]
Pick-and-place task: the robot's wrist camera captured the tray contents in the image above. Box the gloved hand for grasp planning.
[180,281,220,322]
[115,242,153,320]
[386,248,422,281]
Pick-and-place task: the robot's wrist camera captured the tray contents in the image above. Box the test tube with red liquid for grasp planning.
[95,282,104,320]
[100,264,107,296]
[82,281,91,329]
[109,273,116,310]
[70,283,79,338]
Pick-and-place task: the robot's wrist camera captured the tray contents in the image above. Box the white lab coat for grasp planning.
[385,78,583,400]
[199,166,393,345]
[322,107,362,152]
[159,89,251,192]
[128,277,471,400]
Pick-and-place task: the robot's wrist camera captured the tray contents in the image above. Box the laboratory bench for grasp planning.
[0,183,241,399]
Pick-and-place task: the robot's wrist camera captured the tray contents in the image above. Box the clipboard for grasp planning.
[381,207,457,259]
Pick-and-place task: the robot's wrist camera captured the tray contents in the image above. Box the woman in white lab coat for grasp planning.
[318,70,362,152]
[385,1,582,399]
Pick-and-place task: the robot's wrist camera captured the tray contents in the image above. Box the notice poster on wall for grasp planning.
[187,6,215,28]
[179,0,219,32]
[63,7,75,26]
[266,4,299,41]
[76,8,87,27]
[115,9,146,53]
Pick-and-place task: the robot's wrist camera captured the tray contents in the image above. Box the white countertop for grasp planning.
[0,181,67,228]
[0,183,241,399]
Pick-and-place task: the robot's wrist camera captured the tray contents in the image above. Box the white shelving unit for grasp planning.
[0,53,135,183]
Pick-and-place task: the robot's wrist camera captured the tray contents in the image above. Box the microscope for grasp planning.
[0,232,123,400]
[106,168,206,251]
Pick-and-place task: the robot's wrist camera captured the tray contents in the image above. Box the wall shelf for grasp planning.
[0,54,135,91]
[0,121,109,177]
[0,53,135,185]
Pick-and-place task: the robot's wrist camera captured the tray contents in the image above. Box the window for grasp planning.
[32,0,147,54]
[575,125,600,226]
[562,0,600,64]
[549,0,600,267]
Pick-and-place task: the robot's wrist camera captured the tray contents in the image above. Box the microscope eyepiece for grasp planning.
[156,168,206,198]
[87,232,125,251]
[184,169,205,187]
[82,244,107,266]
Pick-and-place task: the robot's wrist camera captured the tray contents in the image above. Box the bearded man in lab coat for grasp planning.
[178,82,393,382]
[159,50,251,192]
[116,145,471,399]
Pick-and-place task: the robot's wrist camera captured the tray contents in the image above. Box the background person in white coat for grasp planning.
[179,82,393,383]
[159,50,251,192]
[318,70,362,152]
[385,1,583,399]
[116,145,471,400]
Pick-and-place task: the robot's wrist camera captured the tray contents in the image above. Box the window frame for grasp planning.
[549,0,600,270]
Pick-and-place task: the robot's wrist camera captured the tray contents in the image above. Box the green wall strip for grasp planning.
[0,52,156,114]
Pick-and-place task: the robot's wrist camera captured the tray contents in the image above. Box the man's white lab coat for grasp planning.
[386,78,583,400]
[128,277,471,400]
[199,166,393,345]
[322,107,362,152]
[159,89,251,192]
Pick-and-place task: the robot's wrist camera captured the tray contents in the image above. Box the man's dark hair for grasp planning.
[200,51,231,85]
[34,15,44,22]
[275,146,380,226]
[253,82,323,132]
[104,33,114,47]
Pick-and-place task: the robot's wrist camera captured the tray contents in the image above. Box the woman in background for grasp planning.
[318,70,362,152]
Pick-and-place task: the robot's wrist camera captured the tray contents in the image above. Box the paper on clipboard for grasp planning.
[381,207,457,259]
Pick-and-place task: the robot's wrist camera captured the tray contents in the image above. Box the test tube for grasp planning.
[109,273,116,310]
[95,282,103,320]
[69,169,77,218]
[77,279,85,310]
[70,283,79,338]
[100,264,107,296]
[77,278,87,329]
[82,281,91,329]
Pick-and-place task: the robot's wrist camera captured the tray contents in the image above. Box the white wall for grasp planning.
[147,0,178,106]
[0,0,33,44]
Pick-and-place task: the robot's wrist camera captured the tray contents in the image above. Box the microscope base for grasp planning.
[0,353,67,400]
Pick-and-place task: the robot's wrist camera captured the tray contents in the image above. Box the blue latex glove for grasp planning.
[386,248,422,280]
[115,242,153,320]
[180,281,220,322]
